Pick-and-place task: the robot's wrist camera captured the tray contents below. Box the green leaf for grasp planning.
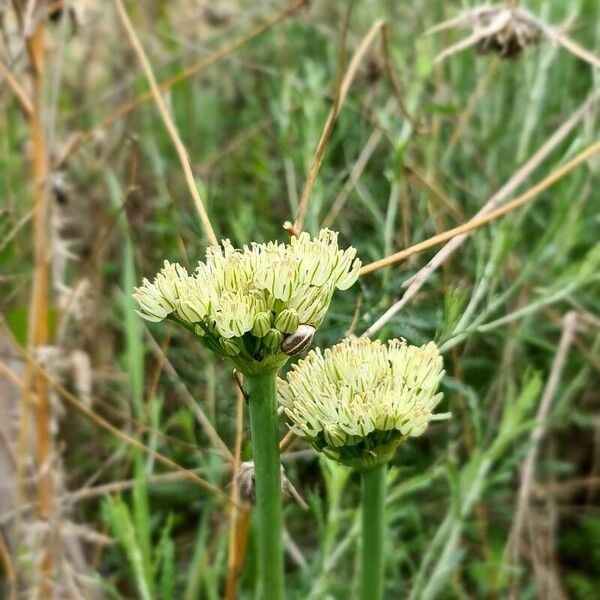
[102,497,152,600]
[154,514,176,600]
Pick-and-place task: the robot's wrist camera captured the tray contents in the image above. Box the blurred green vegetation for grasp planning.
[1,0,600,598]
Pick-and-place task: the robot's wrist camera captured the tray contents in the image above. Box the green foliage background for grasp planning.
[1,0,599,597]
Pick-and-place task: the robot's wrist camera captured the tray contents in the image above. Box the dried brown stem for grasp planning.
[380,24,422,130]
[508,312,578,563]
[279,430,296,453]
[59,468,206,505]
[404,162,464,222]
[360,139,600,277]
[113,0,218,246]
[0,206,37,253]
[20,14,55,594]
[361,87,600,337]
[291,19,386,234]
[0,357,237,507]
[447,56,500,151]
[0,530,16,598]
[0,57,33,115]
[321,127,383,228]
[538,21,600,70]
[54,0,308,168]
[144,329,234,462]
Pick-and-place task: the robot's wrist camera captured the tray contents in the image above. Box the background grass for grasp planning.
[1,0,599,598]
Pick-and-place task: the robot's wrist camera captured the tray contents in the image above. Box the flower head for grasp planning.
[278,337,448,469]
[133,230,360,375]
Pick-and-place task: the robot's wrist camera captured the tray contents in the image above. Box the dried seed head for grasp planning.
[429,6,544,63]
[234,461,307,509]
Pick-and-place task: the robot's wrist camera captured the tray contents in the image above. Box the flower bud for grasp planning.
[177,293,208,324]
[251,312,272,337]
[263,329,284,352]
[220,338,241,357]
[274,308,299,334]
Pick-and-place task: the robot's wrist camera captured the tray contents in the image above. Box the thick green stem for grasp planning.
[360,463,387,600]
[246,372,284,600]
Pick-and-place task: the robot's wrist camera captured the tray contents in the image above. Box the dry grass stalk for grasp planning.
[0,206,38,253]
[144,328,234,462]
[18,12,57,594]
[447,55,500,151]
[279,429,296,453]
[71,391,202,452]
[362,88,600,336]
[508,312,578,561]
[113,0,218,246]
[0,56,33,115]
[59,468,205,505]
[404,162,464,223]
[0,349,236,507]
[0,529,16,597]
[321,127,384,228]
[291,17,420,234]
[26,345,203,456]
[534,476,600,499]
[290,19,386,235]
[359,138,600,278]
[379,25,423,131]
[198,113,279,174]
[0,467,217,527]
[54,0,308,169]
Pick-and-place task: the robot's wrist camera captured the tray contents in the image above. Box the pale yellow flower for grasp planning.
[132,277,173,322]
[278,337,448,468]
[132,229,360,375]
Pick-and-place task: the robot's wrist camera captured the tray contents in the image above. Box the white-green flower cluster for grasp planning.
[133,229,360,374]
[279,337,447,468]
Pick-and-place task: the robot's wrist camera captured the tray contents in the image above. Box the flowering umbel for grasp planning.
[133,229,360,375]
[279,337,448,469]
